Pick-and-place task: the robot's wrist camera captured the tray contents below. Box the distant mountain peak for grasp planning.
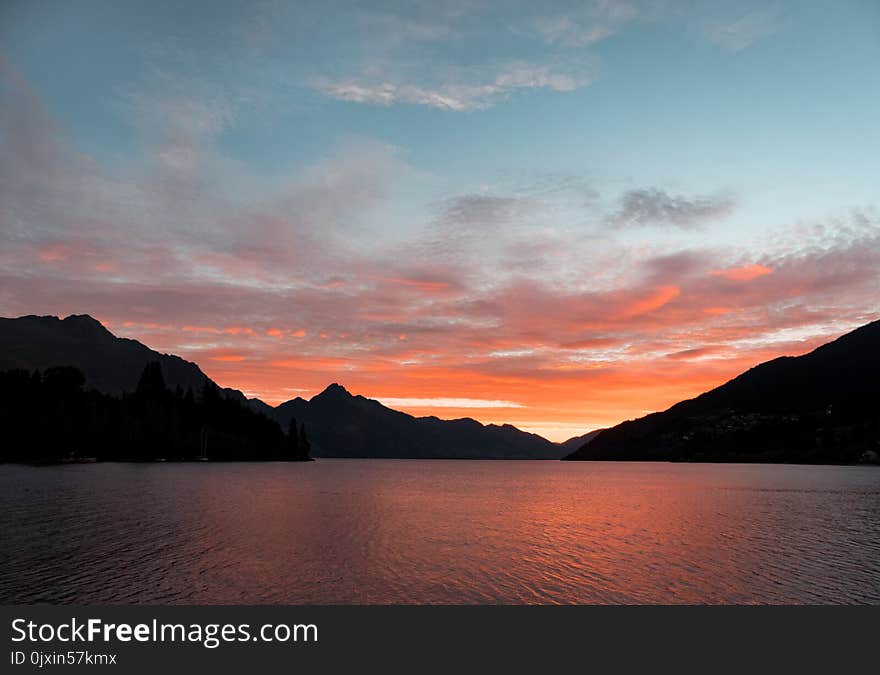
[0,313,211,398]
[313,382,352,400]
[62,314,112,337]
[12,313,113,341]
[274,381,563,458]
[64,313,101,323]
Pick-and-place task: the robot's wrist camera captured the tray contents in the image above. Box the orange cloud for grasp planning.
[713,263,772,281]
[381,277,454,294]
[223,326,255,335]
[38,245,70,262]
[617,285,680,318]
[182,325,221,333]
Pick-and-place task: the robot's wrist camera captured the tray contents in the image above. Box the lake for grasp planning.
[1,460,878,604]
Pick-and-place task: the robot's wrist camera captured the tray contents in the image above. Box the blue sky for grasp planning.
[1,0,879,439]
[5,1,878,200]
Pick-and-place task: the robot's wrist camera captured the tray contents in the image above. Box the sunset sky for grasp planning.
[1,1,879,441]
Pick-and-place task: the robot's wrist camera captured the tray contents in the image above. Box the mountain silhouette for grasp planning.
[0,314,566,459]
[558,429,603,454]
[0,314,273,417]
[564,319,880,463]
[275,383,562,459]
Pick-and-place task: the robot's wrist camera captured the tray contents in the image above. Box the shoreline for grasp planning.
[1,457,875,467]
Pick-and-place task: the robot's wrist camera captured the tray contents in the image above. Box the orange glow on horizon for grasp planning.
[173,337,831,442]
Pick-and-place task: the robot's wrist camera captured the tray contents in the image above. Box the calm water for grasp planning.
[1,460,879,604]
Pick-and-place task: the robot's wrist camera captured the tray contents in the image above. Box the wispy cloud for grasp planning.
[435,194,537,230]
[309,2,783,111]
[315,60,596,111]
[100,1,787,118]
[697,7,782,52]
[608,188,736,229]
[532,1,640,47]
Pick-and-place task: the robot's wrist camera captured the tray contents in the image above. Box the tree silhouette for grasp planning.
[299,422,312,457]
[135,361,166,398]
[287,417,300,456]
[0,363,313,463]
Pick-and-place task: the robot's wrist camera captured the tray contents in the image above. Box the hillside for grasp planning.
[0,314,272,415]
[564,320,880,463]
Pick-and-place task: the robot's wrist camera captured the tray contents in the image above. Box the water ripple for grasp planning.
[1,461,878,604]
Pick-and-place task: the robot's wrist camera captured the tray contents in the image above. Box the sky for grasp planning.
[1,0,879,441]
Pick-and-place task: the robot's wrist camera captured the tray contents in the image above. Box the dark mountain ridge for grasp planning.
[0,314,273,416]
[276,383,563,459]
[565,319,880,463]
[558,429,603,453]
